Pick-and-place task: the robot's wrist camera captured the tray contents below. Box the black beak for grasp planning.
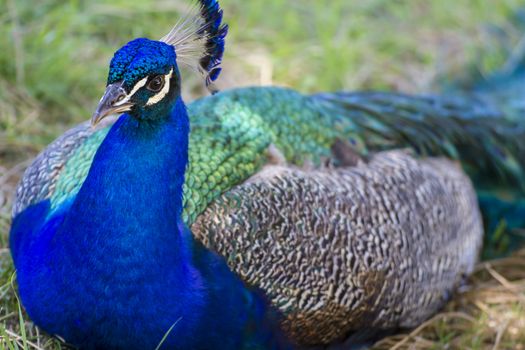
[91,82,132,126]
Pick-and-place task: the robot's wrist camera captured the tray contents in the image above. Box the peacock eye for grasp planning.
[147,75,164,92]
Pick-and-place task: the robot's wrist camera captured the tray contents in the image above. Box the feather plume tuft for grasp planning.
[160,0,228,92]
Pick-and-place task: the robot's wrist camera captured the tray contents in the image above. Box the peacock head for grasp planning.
[92,0,228,125]
[92,39,179,124]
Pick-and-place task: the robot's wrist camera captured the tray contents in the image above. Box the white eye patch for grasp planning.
[146,69,173,106]
[113,77,148,107]
[112,69,173,107]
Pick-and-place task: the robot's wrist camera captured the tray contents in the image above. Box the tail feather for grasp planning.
[314,91,525,195]
[479,193,525,258]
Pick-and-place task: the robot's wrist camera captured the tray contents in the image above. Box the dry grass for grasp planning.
[374,252,525,350]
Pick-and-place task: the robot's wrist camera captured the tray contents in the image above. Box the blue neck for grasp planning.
[65,97,189,252]
[59,97,191,285]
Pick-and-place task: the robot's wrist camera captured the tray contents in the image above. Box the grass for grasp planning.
[373,251,525,349]
[0,0,524,348]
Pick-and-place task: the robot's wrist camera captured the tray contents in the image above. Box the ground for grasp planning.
[0,0,524,349]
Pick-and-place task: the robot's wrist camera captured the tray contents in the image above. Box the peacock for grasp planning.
[9,0,525,349]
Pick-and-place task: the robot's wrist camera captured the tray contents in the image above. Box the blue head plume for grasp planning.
[196,0,229,86]
[160,0,228,90]
[107,38,178,90]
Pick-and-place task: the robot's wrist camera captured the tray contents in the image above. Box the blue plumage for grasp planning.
[108,39,177,90]
[11,35,288,349]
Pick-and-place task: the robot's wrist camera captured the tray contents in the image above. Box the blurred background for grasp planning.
[1,0,524,348]
[1,0,523,164]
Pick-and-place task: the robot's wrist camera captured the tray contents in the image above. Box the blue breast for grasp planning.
[10,100,289,349]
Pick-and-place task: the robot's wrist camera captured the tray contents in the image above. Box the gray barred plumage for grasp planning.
[192,150,483,345]
[12,120,111,217]
[13,121,93,217]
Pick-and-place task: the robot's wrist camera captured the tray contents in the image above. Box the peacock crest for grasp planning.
[160,0,228,91]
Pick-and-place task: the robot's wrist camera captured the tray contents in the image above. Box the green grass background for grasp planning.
[1,0,523,156]
[0,0,524,348]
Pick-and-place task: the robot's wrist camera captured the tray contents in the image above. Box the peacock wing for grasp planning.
[191,150,483,345]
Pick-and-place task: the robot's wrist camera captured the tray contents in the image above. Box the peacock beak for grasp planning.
[91,83,133,126]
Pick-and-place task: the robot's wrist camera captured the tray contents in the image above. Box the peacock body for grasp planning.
[9,0,525,348]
